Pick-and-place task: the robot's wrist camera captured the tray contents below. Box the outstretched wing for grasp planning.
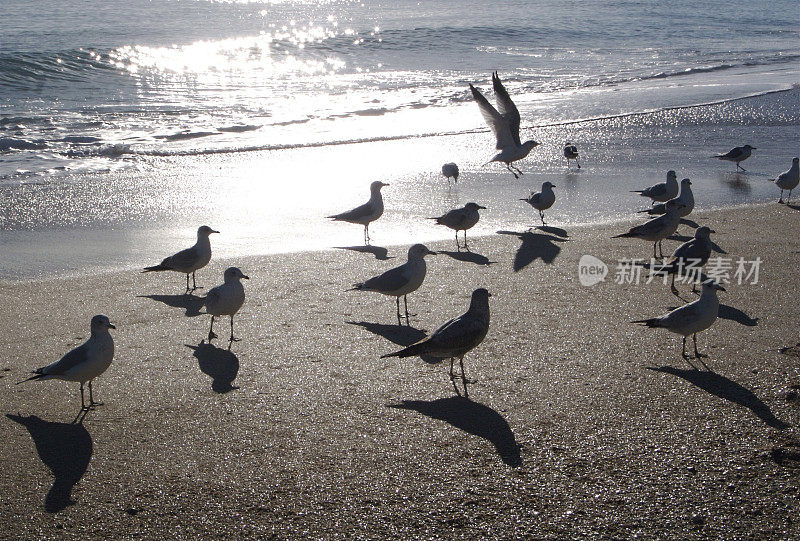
[470,84,516,150]
[492,72,521,146]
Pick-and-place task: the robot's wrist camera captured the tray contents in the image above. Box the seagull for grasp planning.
[714,145,756,171]
[429,202,486,251]
[633,280,725,362]
[327,181,388,245]
[381,288,491,397]
[640,226,717,297]
[470,72,539,179]
[614,199,685,258]
[205,267,249,346]
[349,244,437,325]
[631,170,678,204]
[441,162,460,183]
[17,315,115,410]
[520,181,556,225]
[563,142,580,169]
[638,178,694,217]
[770,157,799,204]
[143,225,219,293]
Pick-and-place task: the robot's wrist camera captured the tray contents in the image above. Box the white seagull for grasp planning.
[349,243,437,325]
[205,267,249,345]
[327,181,388,245]
[520,181,556,225]
[638,178,694,217]
[470,72,539,179]
[381,288,491,397]
[714,144,756,171]
[563,142,580,169]
[143,225,219,293]
[631,170,678,204]
[770,157,799,204]
[614,198,685,258]
[18,315,115,410]
[633,280,725,362]
[441,162,460,183]
[429,202,486,251]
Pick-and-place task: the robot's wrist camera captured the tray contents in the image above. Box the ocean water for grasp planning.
[1,0,799,279]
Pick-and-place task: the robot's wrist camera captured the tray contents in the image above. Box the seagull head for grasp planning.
[370,181,389,192]
[743,145,756,151]
[198,225,220,237]
[91,314,115,332]
[702,279,725,293]
[792,157,799,165]
[695,226,715,239]
[465,202,487,211]
[667,170,677,180]
[522,140,540,152]
[224,267,250,282]
[408,244,437,259]
[542,181,556,189]
[681,178,692,186]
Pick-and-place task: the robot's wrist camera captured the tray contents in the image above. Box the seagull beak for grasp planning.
[211,230,220,234]
[107,323,116,329]
[478,205,487,209]
[717,285,726,292]
[709,229,716,234]
[242,275,250,280]
[487,292,493,297]
[428,250,438,256]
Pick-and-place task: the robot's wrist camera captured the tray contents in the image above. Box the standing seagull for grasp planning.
[631,170,678,204]
[520,181,556,225]
[642,226,717,297]
[381,288,491,397]
[350,244,437,325]
[441,162,460,183]
[770,157,799,204]
[638,178,694,217]
[143,225,219,293]
[633,280,725,362]
[205,267,249,346]
[563,142,580,169]
[614,199,685,258]
[18,315,115,410]
[714,144,756,171]
[470,72,539,179]
[429,202,486,251]
[327,181,389,245]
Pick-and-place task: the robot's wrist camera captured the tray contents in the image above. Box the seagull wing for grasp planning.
[470,84,516,150]
[329,201,374,222]
[436,208,467,229]
[718,147,743,159]
[425,313,487,354]
[360,263,410,294]
[492,72,521,146]
[162,245,200,271]
[39,343,90,376]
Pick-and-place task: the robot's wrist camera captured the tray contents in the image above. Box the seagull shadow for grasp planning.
[534,225,569,238]
[496,230,569,271]
[6,413,93,512]
[336,245,393,261]
[348,321,443,364]
[138,293,205,317]
[388,396,522,466]
[718,172,752,192]
[646,367,789,429]
[786,203,800,212]
[779,342,800,357]
[438,250,493,266]
[186,341,239,393]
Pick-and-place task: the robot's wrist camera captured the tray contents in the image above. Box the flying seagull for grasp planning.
[470,72,539,179]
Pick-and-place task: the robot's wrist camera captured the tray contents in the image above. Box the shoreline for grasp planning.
[1,202,798,537]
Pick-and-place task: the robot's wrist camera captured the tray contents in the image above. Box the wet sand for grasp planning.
[0,202,799,538]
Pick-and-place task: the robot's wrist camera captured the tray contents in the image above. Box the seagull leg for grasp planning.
[670,273,681,298]
[208,315,217,341]
[539,210,546,225]
[513,164,524,176]
[88,380,103,408]
[403,295,414,322]
[229,315,240,344]
[681,336,689,359]
[693,333,707,359]
[192,271,200,292]
[576,159,581,169]
[185,273,191,294]
[395,297,402,326]
[506,163,519,179]
[464,230,470,252]
[455,231,461,251]
[79,382,86,410]
[459,356,476,385]
[364,225,370,245]
[779,189,784,204]
[788,189,793,204]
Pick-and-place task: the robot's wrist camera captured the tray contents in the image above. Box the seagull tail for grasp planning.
[142,264,170,273]
[16,371,47,385]
[612,233,634,239]
[632,318,662,328]
[347,283,364,292]
[381,342,426,359]
[629,190,645,194]
[636,208,656,214]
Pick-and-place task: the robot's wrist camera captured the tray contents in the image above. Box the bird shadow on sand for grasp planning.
[786,203,800,212]
[779,342,800,357]
[336,245,393,261]
[646,367,789,429]
[534,225,569,238]
[717,172,752,193]
[388,396,522,466]
[186,341,239,393]
[138,293,205,317]
[6,413,93,513]
[496,230,569,271]
[438,250,494,266]
[347,321,441,364]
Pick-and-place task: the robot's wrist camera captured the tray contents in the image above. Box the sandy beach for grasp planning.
[0,202,798,538]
